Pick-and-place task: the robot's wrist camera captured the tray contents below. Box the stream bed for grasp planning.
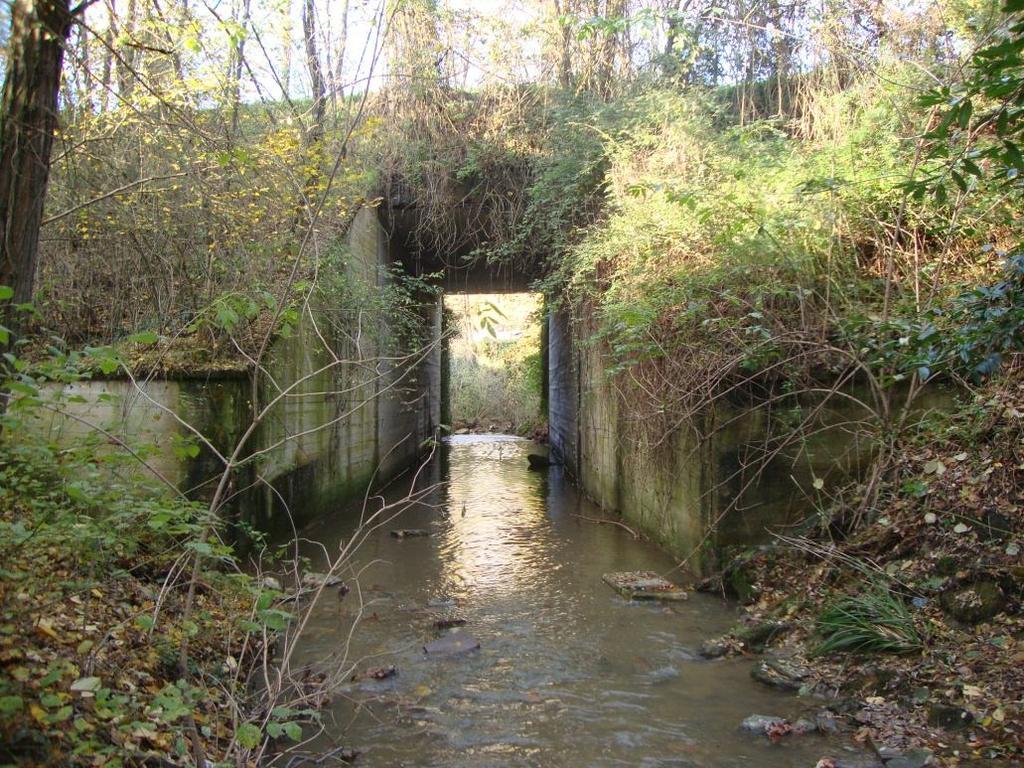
[288,435,853,767]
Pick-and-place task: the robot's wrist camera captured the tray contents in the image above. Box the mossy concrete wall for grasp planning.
[548,306,887,571]
[41,206,441,533]
[36,378,247,491]
[248,207,441,532]
[549,309,714,564]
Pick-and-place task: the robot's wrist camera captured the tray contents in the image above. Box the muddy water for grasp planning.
[291,435,847,767]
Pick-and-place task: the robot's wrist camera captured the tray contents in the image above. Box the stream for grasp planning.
[288,435,850,767]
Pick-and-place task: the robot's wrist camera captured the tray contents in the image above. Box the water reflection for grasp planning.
[289,436,847,767]
[437,436,562,606]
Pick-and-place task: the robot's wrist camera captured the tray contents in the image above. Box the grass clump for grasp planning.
[813,585,924,656]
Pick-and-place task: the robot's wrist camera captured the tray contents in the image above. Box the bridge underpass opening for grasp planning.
[443,292,547,437]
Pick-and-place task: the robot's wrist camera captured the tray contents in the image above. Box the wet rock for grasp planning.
[816,757,884,768]
[926,703,974,730]
[527,453,552,470]
[736,620,790,651]
[390,529,431,539]
[815,709,840,735]
[698,620,789,658]
[939,581,1005,624]
[434,617,467,630]
[698,637,730,659]
[792,718,818,735]
[352,665,397,681]
[423,630,480,656]
[883,748,934,768]
[740,714,788,734]
[301,572,344,589]
[751,655,810,692]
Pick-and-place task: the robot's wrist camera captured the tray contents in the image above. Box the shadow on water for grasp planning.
[283,435,854,767]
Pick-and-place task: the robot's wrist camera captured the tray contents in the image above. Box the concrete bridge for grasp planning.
[382,198,538,294]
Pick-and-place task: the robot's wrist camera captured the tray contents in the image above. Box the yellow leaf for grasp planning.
[36,619,59,641]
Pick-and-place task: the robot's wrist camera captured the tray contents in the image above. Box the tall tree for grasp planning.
[0,0,83,341]
[302,0,326,142]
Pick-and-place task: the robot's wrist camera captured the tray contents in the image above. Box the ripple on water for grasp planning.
[288,436,852,767]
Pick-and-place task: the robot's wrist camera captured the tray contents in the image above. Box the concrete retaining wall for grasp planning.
[548,305,884,571]
[40,206,440,533]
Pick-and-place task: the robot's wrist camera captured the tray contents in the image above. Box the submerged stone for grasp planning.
[740,714,788,734]
[423,630,480,656]
[391,529,432,539]
[353,665,397,681]
[427,596,458,608]
[815,709,840,734]
[602,571,688,601]
[645,665,680,684]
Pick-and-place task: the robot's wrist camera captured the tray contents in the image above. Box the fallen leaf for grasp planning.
[70,676,102,693]
[36,619,59,641]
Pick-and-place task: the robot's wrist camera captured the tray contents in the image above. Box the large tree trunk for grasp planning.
[0,0,75,343]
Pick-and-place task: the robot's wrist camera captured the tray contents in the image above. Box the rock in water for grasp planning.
[301,572,344,589]
[423,630,480,656]
[751,655,810,691]
[390,529,431,539]
[699,637,731,659]
[740,714,789,734]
